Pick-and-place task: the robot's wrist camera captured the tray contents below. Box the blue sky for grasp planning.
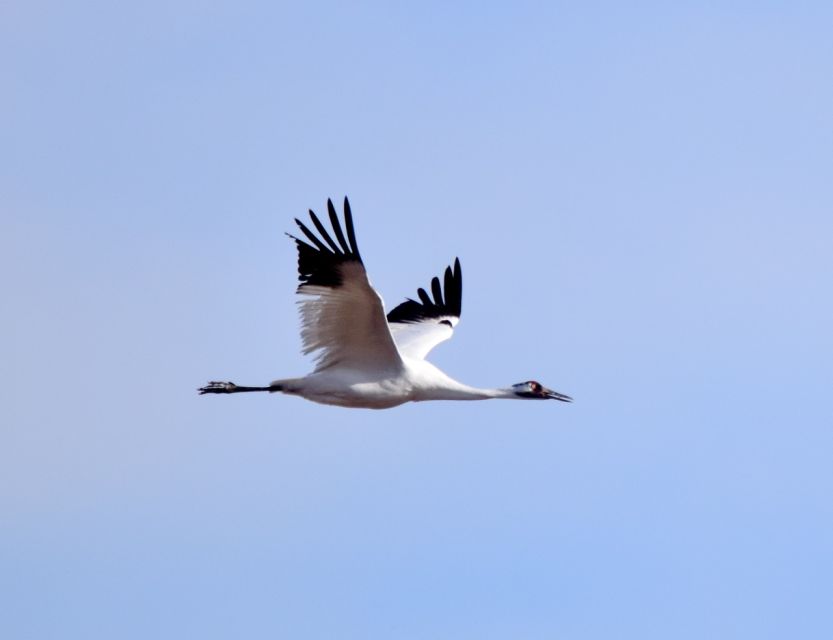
[3,1,832,638]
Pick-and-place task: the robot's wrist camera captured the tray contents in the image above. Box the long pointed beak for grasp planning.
[545,388,573,402]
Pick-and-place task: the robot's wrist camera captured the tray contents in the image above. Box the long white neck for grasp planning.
[407,360,518,401]
[417,384,517,401]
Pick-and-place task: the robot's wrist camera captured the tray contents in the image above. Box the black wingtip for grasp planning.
[386,258,464,324]
[327,198,351,253]
[290,198,363,288]
[343,196,359,255]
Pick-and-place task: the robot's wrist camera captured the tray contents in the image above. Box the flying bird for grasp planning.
[199,198,572,409]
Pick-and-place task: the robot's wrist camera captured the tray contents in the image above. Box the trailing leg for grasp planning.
[198,381,277,395]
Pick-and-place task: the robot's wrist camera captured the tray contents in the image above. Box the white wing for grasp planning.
[290,198,403,373]
[386,258,462,361]
[387,317,458,360]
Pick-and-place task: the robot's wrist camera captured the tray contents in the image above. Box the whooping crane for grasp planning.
[199,198,572,409]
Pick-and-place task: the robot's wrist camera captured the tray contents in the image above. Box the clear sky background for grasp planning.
[3,1,832,638]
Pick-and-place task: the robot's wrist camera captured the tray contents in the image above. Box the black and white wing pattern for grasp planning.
[386,258,462,360]
[288,198,403,373]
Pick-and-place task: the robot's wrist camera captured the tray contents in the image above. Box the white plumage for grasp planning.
[199,197,572,409]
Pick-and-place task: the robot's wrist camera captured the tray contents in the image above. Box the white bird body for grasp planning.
[199,197,572,409]
[272,358,509,409]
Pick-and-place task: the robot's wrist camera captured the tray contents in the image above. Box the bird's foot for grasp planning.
[198,381,238,394]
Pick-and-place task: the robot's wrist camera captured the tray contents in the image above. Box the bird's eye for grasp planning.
[530,382,540,391]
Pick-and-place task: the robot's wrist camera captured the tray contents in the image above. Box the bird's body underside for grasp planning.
[276,358,527,409]
[199,197,572,409]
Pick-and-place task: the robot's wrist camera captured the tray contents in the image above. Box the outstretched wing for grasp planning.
[386,258,462,361]
[288,197,403,373]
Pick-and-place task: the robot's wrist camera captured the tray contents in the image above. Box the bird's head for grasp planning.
[511,380,572,402]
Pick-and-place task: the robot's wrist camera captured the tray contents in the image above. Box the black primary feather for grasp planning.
[287,197,363,288]
[387,258,462,324]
